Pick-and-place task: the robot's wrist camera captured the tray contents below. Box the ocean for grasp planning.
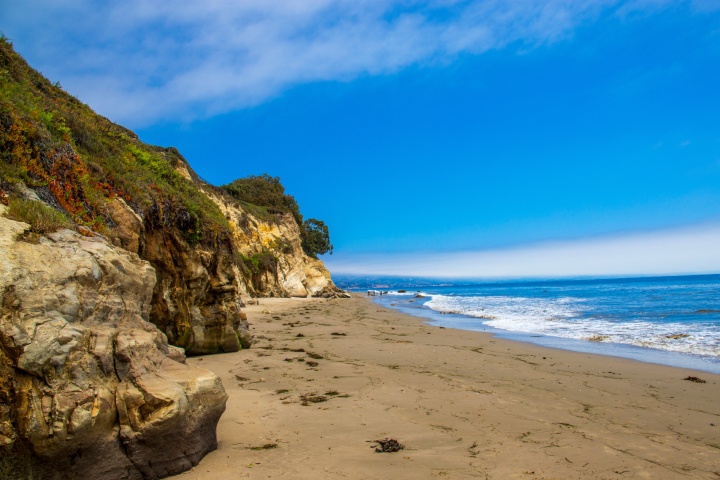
[334,274,720,374]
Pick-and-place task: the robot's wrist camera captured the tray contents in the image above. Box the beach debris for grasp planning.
[306,361,319,367]
[467,441,479,457]
[275,389,290,394]
[331,332,347,336]
[300,393,328,405]
[684,376,706,383]
[234,375,250,381]
[249,443,278,450]
[325,390,339,396]
[398,290,407,293]
[306,352,323,359]
[296,333,305,337]
[370,438,404,453]
[666,333,690,339]
[290,348,306,353]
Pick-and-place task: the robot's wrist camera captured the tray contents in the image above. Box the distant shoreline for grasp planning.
[337,273,720,374]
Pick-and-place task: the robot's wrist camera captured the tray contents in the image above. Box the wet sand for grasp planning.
[174,295,720,479]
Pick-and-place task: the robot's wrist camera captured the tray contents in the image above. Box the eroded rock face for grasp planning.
[122,184,341,355]
[92,159,341,357]
[141,228,250,355]
[206,191,342,299]
[0,213,227,479]
[107,197,143,254]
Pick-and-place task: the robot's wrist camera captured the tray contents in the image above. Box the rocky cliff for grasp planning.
[0,38,342,357]
[0,211,227,479]
[0,38,344,478]
[206,190,338,299]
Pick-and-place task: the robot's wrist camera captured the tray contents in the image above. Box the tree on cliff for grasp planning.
[222,174,303,226]
[301,218,333,259]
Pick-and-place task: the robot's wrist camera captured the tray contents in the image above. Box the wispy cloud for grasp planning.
[4,0,706,126]
[325,223,720,277]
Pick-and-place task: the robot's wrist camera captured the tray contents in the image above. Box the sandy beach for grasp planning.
[174,295,720,479]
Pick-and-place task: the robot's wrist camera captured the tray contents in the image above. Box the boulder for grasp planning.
[0,213,227,479]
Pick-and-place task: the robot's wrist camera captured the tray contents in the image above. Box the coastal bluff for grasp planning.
[0,38,341,355]
[0,212,227,478]
[0,39,343,478]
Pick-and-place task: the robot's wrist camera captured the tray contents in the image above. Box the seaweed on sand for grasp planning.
[370,438,404,453]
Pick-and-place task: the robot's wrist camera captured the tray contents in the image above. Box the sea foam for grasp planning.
[424,293,720,357]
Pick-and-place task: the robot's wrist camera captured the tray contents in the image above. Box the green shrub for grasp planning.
[4,197,72,233]
[235,201,275,224]
[222,174,302,226]
[239,251,278,275]
[270,237,294,254]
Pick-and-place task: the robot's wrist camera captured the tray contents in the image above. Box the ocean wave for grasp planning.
[423,294,720,357]
[425,294,581,321]
[485,316,720,357]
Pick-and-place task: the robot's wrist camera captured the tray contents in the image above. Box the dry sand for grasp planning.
[174,295,720,479]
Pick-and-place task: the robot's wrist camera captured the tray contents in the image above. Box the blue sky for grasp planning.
[3,1,720,277]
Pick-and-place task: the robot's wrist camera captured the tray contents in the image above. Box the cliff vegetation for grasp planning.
[0,34,345,479]
[221,174,333,259]
[0,36,342,357]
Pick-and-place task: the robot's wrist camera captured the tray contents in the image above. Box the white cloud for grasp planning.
[2,0,667,126]
[325,223,720,277]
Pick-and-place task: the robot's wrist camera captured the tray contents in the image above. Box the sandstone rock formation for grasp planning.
[206,190,342,299]
[0,37,343,358]
[0,38,348,479]
[0,211,227,479]
[140,224,251,356]
[98,159,339,356]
